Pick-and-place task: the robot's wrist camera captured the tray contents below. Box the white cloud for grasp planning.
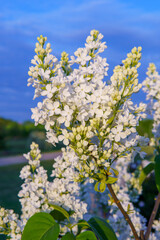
[0,87,17,94]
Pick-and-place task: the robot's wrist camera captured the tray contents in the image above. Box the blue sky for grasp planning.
[1,0,160,122]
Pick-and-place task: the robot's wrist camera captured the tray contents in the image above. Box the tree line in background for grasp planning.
[0,117,153,157]
[0,118,63,156]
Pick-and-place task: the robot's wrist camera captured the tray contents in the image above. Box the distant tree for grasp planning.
[22,121,45,137]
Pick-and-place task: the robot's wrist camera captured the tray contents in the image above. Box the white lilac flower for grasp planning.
[38,68,50,80]
[143,63,160,139]
[142,63,160,239]
[41,84,57,98]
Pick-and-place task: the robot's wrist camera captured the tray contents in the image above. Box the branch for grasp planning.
[140,230,145,240]
[107,184,140,240]
[144,192,160,240]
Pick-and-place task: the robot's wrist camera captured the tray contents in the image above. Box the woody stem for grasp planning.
[144,192,160,240]
[107,184,140,240]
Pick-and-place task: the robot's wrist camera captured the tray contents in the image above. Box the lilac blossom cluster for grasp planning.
[143,63,160,140]
[142,63,160,239]
[28,30,147,181]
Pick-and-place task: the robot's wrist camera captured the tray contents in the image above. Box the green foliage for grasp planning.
[93,169,118,193]
[0,118,18,150]
[94,182,106,193]
[49,204,70,222]
[141,146,154,161]
[135,174,159,221]
[61,232,75,240]
[0,117,43,141]
[99,182,106,192]
[88,217,118,240]
[0,117,63,156]
[136,119,153,139]
[94,182,101,192]
[76,220,90,235]
[41,223,59,240]
[22,121,44,137]
[111,168,119,176]
[76,231,97,240]
[105,177,118,184]
[94,177,117,193]
[22,212,60,240]
[21,208,102,240]
[139,162,155,186]
[155,154,160,192]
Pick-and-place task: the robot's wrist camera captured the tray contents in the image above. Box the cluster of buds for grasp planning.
[0,208,21,239]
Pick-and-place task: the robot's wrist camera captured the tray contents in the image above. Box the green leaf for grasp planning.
[68,210,76,216]
[111,168,119,176]
[108,194,114,205]
[139,162,155,185]
[50,204,70,222]
[94,182,100,192]
[22,212,60,240]
[76,220,90,228]
[94,182,106,192]
[41,223,60,240]
[76,231,97,240]
[107,116,114,124]
[76,220,90,235]
[61,232,75,240]
[105,177,117,184]
[100,182,106,192]
[88,217,118,240]
[155,155,160,192]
